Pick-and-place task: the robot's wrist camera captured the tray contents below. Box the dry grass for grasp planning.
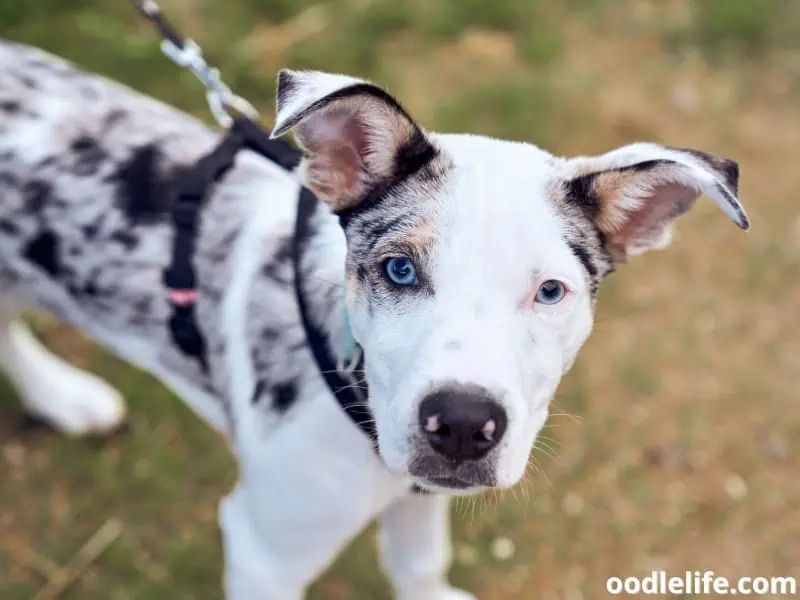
[1,1,799,598]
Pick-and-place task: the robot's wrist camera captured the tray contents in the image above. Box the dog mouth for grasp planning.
[417,475,478,491]
[408,454,496,492]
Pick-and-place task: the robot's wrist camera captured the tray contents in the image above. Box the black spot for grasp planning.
[0,100,21,113]
[0,218,20,235]
[109,144,176,224]
[103,109,126,129]
[18,75,37,89]
[71,136,107,176]
[22,230,60,277]
[356,264,368,285]
[84,280,99,297]
[565,174,601,220]
[259,327,282,345]
[110,229,139,250]
[82,221,101,239]
[36,156,57,169]
[133,296,151,314]
[277,71,297,108]
[718,160,739,194]
[271,380,297,412]
[261,237,293,285]
[0,172,17,187]
[393,129,439,182]
[22,180,52,213]
[251,379,266,404]
[568,241,598,279]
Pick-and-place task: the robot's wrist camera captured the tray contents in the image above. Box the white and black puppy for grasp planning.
[0,40,748,600]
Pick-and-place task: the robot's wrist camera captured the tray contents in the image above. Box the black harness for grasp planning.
[163,117,376,444]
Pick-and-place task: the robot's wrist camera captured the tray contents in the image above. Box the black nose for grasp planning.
[418,385,508,462]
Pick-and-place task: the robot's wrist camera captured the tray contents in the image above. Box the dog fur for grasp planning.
[0,39,748,599]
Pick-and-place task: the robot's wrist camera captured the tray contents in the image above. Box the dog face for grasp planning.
[271,71,749,494]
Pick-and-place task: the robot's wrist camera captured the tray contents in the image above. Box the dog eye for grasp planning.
[383,256,418,286]
[535,280,567,305]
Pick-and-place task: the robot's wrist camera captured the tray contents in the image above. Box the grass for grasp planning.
[2,0,799,598]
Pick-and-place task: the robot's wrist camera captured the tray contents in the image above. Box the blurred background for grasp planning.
[1,1,798,598]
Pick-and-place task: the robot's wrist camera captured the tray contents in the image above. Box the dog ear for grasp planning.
[561,143,749,263]
[271,69,433,212]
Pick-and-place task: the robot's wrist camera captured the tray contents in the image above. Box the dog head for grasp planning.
[271,70,749,494]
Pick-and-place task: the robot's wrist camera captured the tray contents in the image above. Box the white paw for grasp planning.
[7,323,127,435]
[28,367,128,435]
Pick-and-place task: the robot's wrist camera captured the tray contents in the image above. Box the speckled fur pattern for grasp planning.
[0,41,749,600]
[0,40,322,432]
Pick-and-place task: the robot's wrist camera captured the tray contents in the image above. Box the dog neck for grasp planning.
[293,187,355,367]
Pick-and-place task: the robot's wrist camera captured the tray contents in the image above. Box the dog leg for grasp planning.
[0,308,127,434]
[218,483,311,600]
[380,493,477,600]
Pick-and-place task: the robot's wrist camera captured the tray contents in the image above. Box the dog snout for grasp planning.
[418,385,508,462]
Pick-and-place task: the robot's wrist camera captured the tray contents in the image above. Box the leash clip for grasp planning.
[160,38,258,129]
[132,0,259,129]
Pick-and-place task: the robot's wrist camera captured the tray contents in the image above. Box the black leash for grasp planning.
[132,1,377,444]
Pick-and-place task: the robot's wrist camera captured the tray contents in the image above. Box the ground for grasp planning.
[1,1,799,598]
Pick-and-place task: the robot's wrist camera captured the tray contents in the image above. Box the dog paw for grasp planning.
[22,368,128,436]
[7,323,127,435]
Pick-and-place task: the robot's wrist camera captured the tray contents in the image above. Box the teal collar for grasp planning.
[339,306,361,372]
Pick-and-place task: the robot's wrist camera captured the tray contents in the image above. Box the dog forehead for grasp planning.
[428,134,571,247]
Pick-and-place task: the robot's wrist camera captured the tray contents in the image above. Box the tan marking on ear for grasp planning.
[590,165,695,235]
[591,170,634,233]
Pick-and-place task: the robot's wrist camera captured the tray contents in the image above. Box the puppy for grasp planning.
[0,41,748,599]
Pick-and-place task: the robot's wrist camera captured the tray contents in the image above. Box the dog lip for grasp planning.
[420,475,475,490]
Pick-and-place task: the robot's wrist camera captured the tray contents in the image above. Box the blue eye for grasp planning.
[535,280,567,305]
[383,256,418,286]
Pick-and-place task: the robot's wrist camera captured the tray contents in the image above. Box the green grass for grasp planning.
[665,0,800,60]
[2,0,799,598]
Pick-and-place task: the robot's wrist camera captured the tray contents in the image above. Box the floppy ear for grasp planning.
[270,69,435,212]
[562,143,749,263]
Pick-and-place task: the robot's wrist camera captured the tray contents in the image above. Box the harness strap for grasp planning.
[163,117,376,445]
[163,124,247,372]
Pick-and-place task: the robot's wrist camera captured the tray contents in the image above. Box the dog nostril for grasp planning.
[424,414,441,433]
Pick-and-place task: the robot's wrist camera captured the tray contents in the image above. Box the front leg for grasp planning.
[219,484,306,600]
[379,492,477,600]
